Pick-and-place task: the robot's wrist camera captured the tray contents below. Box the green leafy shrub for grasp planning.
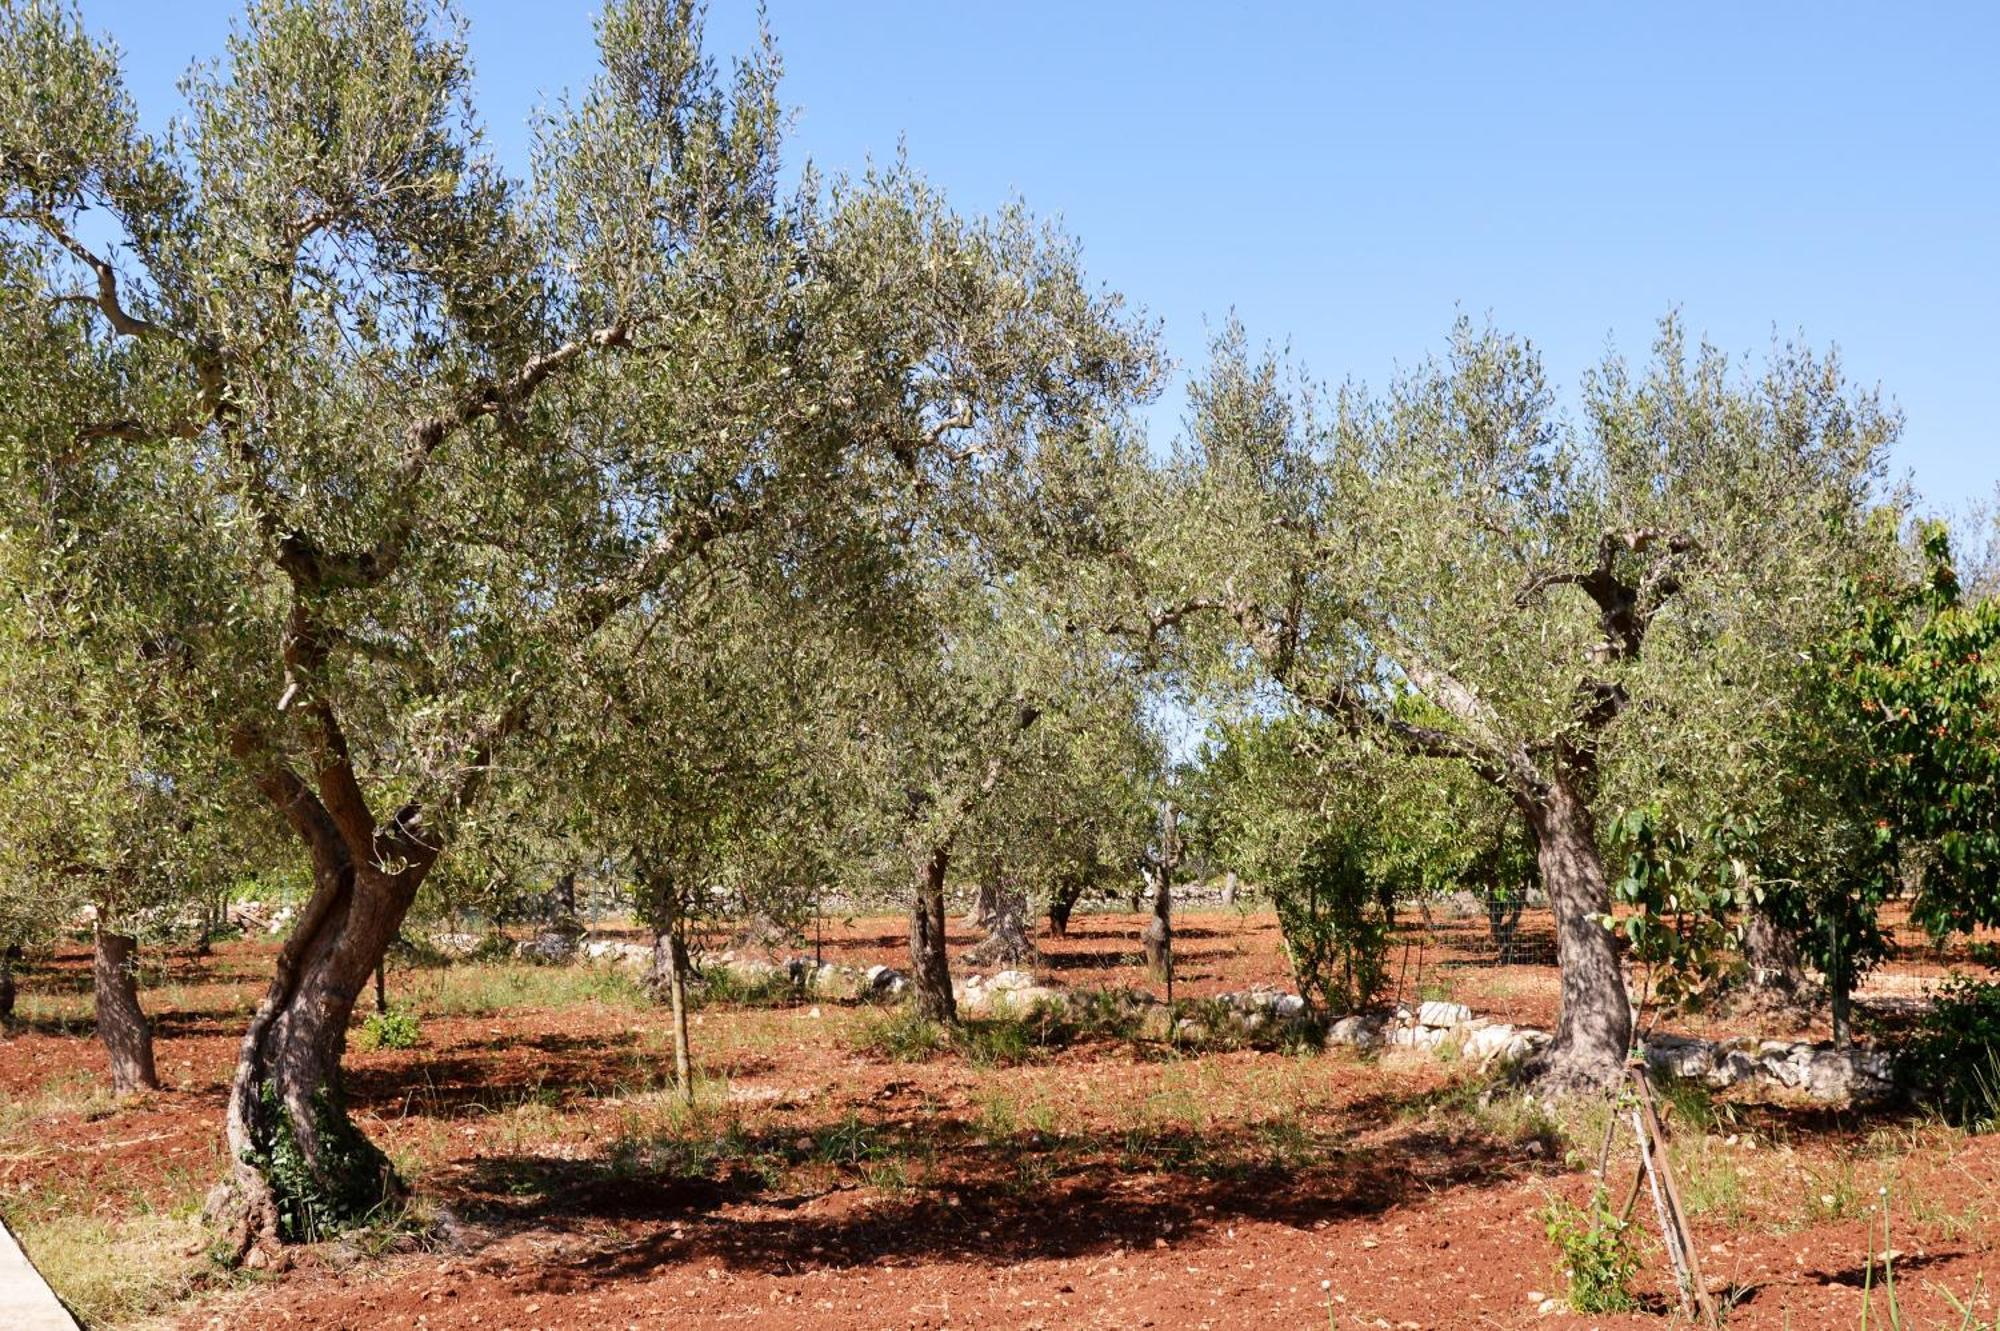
[1270,831,1394,1014]
[355,1009,421,1052]
[1541,1187,1641,1313]
[1902,976,2000,1130]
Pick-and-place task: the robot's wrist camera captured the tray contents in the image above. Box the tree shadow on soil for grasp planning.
[427,1081,1564,1285]
[344,1037,784,1118]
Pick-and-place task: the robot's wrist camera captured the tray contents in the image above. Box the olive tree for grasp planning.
[0,241,269,1089]
[0,0,1147,1247]
[960,682,1163,953]
[1145,318,1891,1088]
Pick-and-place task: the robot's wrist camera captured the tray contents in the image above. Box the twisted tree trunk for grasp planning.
[909,845,956,1022]
[94,925,160,1094]
[1524,781,1631,1091]
[205,727,444,1256]
[967,874,1040,968]
[210,853,420,1252]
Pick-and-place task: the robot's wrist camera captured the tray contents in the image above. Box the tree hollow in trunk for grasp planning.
[94,927,160,1094]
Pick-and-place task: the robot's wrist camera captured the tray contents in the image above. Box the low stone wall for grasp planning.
[568,936,1902,1105]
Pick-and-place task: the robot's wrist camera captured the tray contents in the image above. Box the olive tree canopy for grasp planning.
[1142,317,1892,1088]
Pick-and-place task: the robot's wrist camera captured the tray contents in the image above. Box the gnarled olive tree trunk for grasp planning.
[211,852,423,1252]
[1736,903,1812,1015]
[909,846,956,1022]
[1522,781,1631,1091]
[966,861,1040,968]
[205,734,444,1256]
[94,926,160,1093]
[639,864,696,1104]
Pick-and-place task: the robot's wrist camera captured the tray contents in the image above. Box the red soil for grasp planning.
[0,910,1992,1330]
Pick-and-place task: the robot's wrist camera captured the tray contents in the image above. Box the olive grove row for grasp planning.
[3,0,1997,1258]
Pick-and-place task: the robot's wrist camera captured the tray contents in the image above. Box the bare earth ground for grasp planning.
[1,908,1996,1330]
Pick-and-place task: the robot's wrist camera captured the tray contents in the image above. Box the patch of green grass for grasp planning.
[855,1007,953,1061]
[1064,988,1144,1041]
[407,961,646,1017]
[811,1112,881,1168]
[975,1089,1020,1140]
[0,1068,119,1138]
[853,1003,1076,1067]
[1653,1073,1731,1136]
[1800,1156,1866,1225]
[1254,1111,1317,1170]
[1672,1133,1747,1225]
[22,1210,217,1326]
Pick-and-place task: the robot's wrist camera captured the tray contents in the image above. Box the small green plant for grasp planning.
[812,1112,881,1168]
[1541,1186,1641,1314]
[354,1008,421,1051]
[1902,976,2000,1131]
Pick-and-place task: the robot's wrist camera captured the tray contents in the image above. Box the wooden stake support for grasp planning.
[1625,1063,1721,1329]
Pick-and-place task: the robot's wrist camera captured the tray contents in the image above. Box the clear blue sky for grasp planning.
[92,1,2000,510]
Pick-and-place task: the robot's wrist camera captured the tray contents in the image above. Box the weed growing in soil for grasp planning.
[1800,1155,1866,1225]
[354,1007,421,1051]
[1541,1185,1642,1313]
